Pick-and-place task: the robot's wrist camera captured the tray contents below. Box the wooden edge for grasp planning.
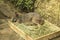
[35,31,60,40]
[8,20,60,40]
[8,21,33,40]
[35,20,60,40]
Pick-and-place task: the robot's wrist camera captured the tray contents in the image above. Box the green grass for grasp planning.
[14,21,58,39]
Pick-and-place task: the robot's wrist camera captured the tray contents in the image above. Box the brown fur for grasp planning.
[18,12,44,25]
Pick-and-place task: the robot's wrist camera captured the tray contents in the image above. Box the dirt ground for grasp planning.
[0,21,25,40]
[0,2,24,39]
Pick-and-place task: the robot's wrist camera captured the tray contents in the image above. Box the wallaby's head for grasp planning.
[18,12,45,25]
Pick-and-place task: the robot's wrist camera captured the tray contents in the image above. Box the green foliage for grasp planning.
[8,0,36,13]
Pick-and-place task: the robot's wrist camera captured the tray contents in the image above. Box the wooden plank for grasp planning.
[8,20,60,40]
[36,31,60,40]
[8,21,33,40]
[35,20,60,40]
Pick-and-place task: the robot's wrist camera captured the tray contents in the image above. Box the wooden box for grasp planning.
[8,20,60,40]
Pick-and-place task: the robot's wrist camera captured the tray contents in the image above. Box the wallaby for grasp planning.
[19,12,45,26]
[21,12,44,25]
